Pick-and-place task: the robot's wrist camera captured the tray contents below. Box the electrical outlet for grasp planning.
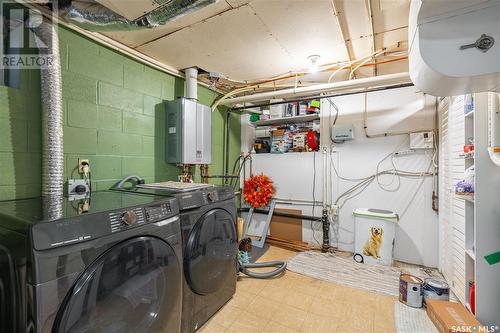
[78,159,90,174]
[330,205,339,216]
[393,149,416,157]
[67,179,91,200]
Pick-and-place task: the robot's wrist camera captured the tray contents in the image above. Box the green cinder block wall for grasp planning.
[0,25,241,201]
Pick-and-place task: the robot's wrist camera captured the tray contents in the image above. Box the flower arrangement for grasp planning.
[243,174,274,208]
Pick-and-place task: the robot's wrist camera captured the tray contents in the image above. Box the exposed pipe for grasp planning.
[200,164,209,184]
[331,0,354,76]
[238,208,320,222]
[224,111,231,185]
[363,91,434,138]
[230,83,414,111]
[31,19,64,219]
[366,0,377,76]
[185,67,198,101]
[222,72,411,106]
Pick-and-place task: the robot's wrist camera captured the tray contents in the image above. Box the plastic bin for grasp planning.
[353,208,399,266]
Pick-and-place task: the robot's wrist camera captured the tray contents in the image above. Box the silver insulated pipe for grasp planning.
[60,0,217,32]
[31,20,64,219]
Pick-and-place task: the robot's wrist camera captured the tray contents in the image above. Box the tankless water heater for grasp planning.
[165,98,211,164]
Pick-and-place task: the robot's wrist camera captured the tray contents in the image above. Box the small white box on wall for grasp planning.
[410,131,434,149]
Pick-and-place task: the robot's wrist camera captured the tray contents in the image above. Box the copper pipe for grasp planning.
[181,164,193,183]
[200,165,209,184]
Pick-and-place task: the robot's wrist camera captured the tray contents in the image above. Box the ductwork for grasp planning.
[58,0,217,32]
[31,20,64,219]
[185,67,198,101]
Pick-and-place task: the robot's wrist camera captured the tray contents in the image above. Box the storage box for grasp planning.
[426,300,482,333]
[271,129,293,153]
[269,99,285,119]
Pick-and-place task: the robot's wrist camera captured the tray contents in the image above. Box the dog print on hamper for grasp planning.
[363,226,384,259]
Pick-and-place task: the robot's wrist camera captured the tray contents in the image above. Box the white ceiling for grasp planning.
[100,0,410,85]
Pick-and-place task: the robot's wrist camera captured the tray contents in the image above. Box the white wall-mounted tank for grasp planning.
[165,67,211,165]
[409,0,500,96]
[165,98,212,165]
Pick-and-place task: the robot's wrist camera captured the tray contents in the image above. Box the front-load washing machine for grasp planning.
[0,191,182,333]
[114,183,238,332]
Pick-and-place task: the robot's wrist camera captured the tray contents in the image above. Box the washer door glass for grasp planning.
[185,209,237,295]
[54,237,181,333]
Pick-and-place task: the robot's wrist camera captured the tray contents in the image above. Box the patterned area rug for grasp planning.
[286,251,441,297]
[395,302,438,333]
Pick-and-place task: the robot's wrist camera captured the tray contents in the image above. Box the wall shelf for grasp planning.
[251,114,320,127]
[465,111,474,118]
[466,248,476,261]
[455,194,475,203]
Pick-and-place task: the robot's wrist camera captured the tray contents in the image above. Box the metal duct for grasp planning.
[185,67,198,100]
[59,0,216,32]
[31,20,64,219]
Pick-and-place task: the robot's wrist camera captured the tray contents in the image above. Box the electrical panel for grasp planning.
[165,98,212,165]
[410,131,434,149]
[331,125,354,142]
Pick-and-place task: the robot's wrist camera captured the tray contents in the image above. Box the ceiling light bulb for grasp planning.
[308,55,321,73]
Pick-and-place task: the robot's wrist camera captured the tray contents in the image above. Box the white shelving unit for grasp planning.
[462,99,475,318]
[451,93,500,326]
[472,93,500,325]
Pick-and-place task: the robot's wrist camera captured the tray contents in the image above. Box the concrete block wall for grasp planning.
[0,69,41,200]
[0,25,241,201]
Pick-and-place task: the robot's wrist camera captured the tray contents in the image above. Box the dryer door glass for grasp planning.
[185,208,237,295]
[54,237,181,333]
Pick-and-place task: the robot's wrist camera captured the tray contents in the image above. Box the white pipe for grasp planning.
[185,67,198,101]
[488,92,500,166]
[322,146,328,209]
[222,72,411,106]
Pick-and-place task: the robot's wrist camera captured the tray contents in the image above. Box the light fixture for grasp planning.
[308,55,321,73]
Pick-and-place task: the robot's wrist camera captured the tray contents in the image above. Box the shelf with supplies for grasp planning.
[455,193,475,203]
[251,114,320,127]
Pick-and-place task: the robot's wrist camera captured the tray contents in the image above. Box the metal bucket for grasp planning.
[399,273,423,308]
[423,278,450,304]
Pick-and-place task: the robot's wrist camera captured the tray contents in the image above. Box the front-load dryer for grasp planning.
[113,184,238,332]
[0,191,182,333]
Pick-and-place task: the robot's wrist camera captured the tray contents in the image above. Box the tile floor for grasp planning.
[199,246,397,333]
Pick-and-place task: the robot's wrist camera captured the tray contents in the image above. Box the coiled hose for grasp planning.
[238,260,287,279]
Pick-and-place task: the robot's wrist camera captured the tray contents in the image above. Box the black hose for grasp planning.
[238,260,287,279]
[238,207,320,221]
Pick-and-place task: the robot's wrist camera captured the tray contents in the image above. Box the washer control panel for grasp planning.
[144,202,172,223]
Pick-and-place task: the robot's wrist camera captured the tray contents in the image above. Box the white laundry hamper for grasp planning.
[353,208,399,266]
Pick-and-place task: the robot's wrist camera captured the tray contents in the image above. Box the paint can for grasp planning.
[423,279,450,304]
[399,274,423,308]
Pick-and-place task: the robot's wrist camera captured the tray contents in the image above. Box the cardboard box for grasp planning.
[269,208,303,241]
[426,300,482,333]
[269,99,285,119]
